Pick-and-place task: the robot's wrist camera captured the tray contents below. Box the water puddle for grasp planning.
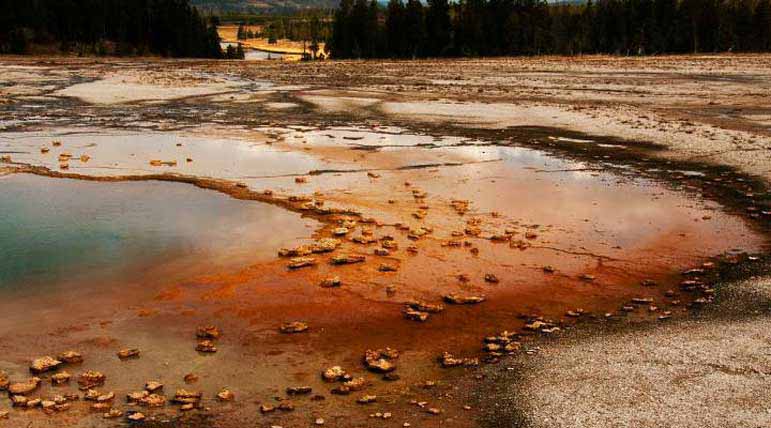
[0,173,318,293]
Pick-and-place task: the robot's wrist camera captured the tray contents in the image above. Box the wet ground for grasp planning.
[0,56,770,428]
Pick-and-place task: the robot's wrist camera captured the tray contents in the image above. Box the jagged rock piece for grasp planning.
[406,301,445,313]
[78,371,106,390]
[58,351,83,364]
[8,377,41,395]
[403,308,429,322]
[364,348,399,373]
[196,325,220,339]
[286,386,312,395]
[117,349,140,360]
[320,276,341,288]
[30,356,62,374]
[288,257,317,269]
[322,366,346,382]
[280,321,309,334]
[331,254,366,265]
[51,371,71,385]
[217,389,235,401]
[196,340,218,353]
[443,294,485,305]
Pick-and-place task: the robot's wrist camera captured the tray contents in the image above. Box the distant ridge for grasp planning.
[191,0,337,13]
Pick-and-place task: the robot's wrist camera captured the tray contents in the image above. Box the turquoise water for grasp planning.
[0,174,314,291]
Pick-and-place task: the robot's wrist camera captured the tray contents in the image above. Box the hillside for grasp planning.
[191,0,337,13]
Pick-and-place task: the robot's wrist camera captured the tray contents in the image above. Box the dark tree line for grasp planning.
[329,0,771,59]
[0,0,224,57]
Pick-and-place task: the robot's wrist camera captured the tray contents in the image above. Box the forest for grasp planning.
[329,0,771,58]
[0,0,225,57]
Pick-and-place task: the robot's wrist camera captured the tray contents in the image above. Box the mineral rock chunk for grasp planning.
[406,301,444,313]
[30,356,62,374]
[278,401,295,411]
[127,391,149,404]
[127,412,146,421]
[288,257,317,269]
[196,325,220,339]
[403,308,429,322]
[320,276,341,288]
[280,321,309,334]
[145,381,163,393]
[217,389,235,401]
[484,274,500,283]
[260,404,276,414]
[58,351,83,364]
[117,349,140,360]
[196,340,218,353]
[0,370,8,391]
[173,389,202,405]
[8,377,41,395]
[322,366,346,382]
[343,377,367,391]
[139,394,166,407]
[439,352,479,368]
[331,254,366,265]
[78,371,106,390]
[364,348,399,373]
[103,408,123,419]
[51,371,72,385]
[286,386,313,395]
[443,294,485,305]
[357,395,377,404]
[10,395,28,407]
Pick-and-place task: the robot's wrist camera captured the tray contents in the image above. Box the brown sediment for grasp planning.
[2,56,771,428]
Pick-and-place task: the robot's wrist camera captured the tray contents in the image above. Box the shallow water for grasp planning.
[0,125,767,428]
[0,173,318,292]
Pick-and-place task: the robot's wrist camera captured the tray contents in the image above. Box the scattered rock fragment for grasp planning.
[320,276,341,288]
[443,294,485,305]
[117,348,140,360]
[127,411,146,422]
[196,340,218,353]
[51,371,71,385]
[484,274,500,283]
[184,373,198,384]
[217,389,235,401]
[172,389,202,405]
[288,257,317,270]
[403,308,429,322]
[0,370,8,391]
[8,377,41,395]
[378,263,397,272]
[322,366,346,382]
[357,395,377,404]
[78,371,105,390]
[30,356,62,374]
[103,408,123,419]
[406,301,444,313]
[260,404,276,414]
[440,352,479,368]
[145,381,163,393]
[286,386,312,395]
[58,350,83,364]
[364,348,399,373]
[280,321,309,334]
[196,325,220,339]
[331,254,366,265]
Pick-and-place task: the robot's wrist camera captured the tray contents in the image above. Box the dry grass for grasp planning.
[218,25,325,57]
